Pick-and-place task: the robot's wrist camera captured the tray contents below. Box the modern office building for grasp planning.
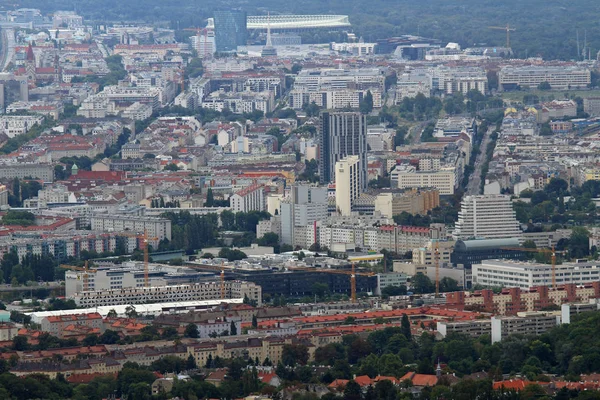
[472,260,600,289]
[214,10,248,52]
[453,195,521,240]
[498,65,591,90]
[319,111,367,187]
[280,184,328,246]
[335,156,362,216]
[451,238,526,269]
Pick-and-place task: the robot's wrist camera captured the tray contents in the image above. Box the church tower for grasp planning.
[25,43,36,85]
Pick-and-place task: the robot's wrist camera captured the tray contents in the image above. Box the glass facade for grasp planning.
[214,10,248,52]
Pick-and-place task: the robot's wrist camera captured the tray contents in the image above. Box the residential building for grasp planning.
[375,272,408,295]
[447,283,600,315]
[230,184,265,213]
[89,215,172,242]
[335,156,363,216]
[453,195,521,240]
[392,165,456,195]
[0,163,54,182]
[319,111,368,187]
[490,313,559,343]
[280,185,328,246]
[40,313,103,338]
[374,189,440,218]
[0,115,44,137]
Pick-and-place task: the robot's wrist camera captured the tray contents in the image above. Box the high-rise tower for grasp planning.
[319,111,367,188]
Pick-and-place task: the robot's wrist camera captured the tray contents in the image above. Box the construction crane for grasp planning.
[288,264,375,303]
[60,261,97,292]
[488,24,516,48]
[501,245,566,289]
[120,230,158,288]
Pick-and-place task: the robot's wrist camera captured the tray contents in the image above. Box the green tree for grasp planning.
[184,323,199,338]
[164,163,179,171]
[230,321,238,336]
[359,90,374,114]
[537,81,551,90]
[569,227,590,258]
[401,314,412,340]
[411,272,435,294]
[282,343,309,366]
[206,188,214,207]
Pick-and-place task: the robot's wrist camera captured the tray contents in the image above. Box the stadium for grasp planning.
[247,14,351,31]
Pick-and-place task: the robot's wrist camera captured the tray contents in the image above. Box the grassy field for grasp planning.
[500,89,600,103]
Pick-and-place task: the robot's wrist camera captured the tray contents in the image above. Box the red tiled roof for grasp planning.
[400,372,438,387]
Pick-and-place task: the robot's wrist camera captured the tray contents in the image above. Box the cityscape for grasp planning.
[0,3,596,400]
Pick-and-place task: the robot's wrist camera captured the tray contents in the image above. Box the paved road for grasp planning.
[465,126,493,195]
[0,28,15,71]
[408,120,431,145]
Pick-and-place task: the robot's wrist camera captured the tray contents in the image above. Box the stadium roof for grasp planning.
[247,15,351,30]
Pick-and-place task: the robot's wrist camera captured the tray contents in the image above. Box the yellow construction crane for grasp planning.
[288,264,376,303]
[60,260,97,292]
[120,230,158,288]
[488,24,516,48]
[501,245,566,289]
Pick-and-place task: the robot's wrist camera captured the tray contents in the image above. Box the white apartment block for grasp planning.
[65,265,175,296]
[294,68,386,92]
[313,223,432,254]
[431,66,487,95]
[0,115,44,138]
[204,59,256,74]
[230,184,265,213]
[90,215,172,242]
[392,165,456,195]
[71,281,262,307]
[474,260,600,289]
[77,94,109,118]
[202,91,274,114]
[499,65,591,90]
[174,92,198,110]
[396,70,433,100]
[335,156,362,216]
[331,42,377,56]
[453,195,521,240]
[289,89,382,110]
[121,102,153,121]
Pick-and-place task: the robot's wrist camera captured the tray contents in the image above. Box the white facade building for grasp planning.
[473,260,600,289]
[90,215,172,242]
[230,184,265,213]
[453,195,521,240]
[335,156,362,216]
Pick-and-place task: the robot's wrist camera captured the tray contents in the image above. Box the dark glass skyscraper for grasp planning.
[319,111,368,188]
[214,10,248,52]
